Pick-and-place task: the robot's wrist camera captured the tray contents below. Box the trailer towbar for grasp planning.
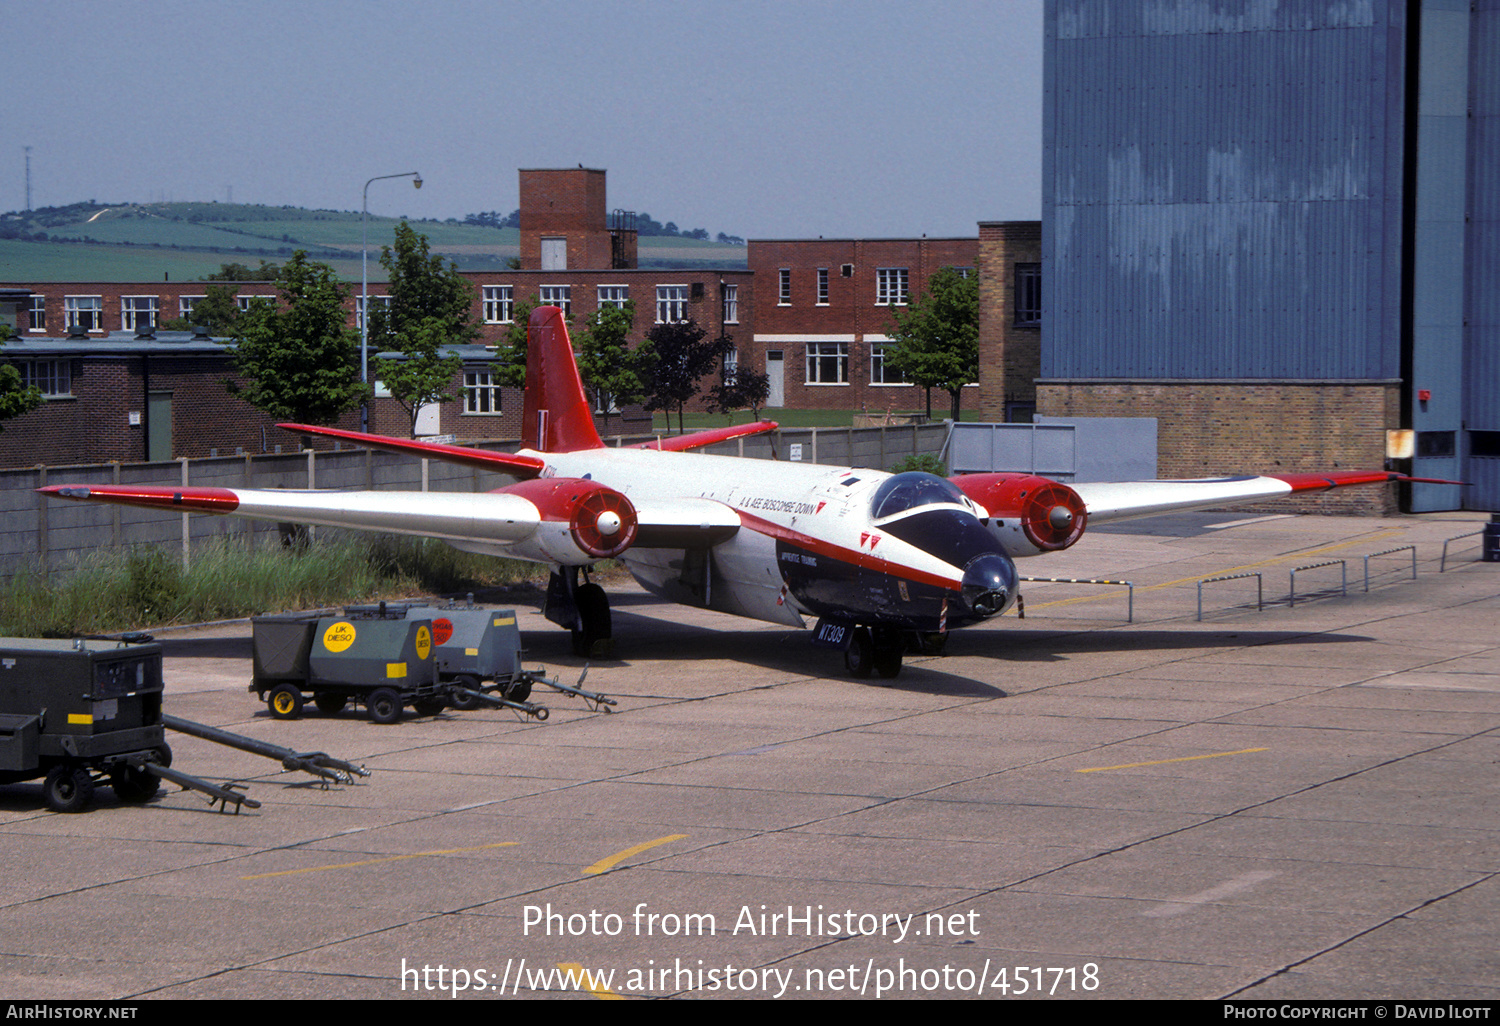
[162,713,370,786]
[445,686,549,721]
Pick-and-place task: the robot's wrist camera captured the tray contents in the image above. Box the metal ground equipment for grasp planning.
[250,612,442,723]
[357,601,617,715]
[0,638,258,813]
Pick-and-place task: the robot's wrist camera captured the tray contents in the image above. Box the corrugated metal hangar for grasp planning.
[1037,0,1499,513]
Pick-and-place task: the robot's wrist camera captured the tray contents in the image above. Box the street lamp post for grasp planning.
[361,171,422,431]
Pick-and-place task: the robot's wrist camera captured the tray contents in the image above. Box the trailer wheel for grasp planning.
[448,675,481,710]
[503,677,533,703]
[44,764,95,814]
[110,766,160,803]
[314,692,347,715]
[367,687,403,724]
[268,685,304,720]
[412,696,446,717]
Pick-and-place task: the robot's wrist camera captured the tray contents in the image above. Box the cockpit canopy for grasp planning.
[870,472,974,521]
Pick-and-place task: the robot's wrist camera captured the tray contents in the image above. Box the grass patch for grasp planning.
[0,536,555,637]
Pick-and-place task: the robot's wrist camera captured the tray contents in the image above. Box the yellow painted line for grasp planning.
[1021,528,1405,611]
[1077,747,1269,773]
[556,963,623,1000]
[241,841,517,879]
[583,834,688,876]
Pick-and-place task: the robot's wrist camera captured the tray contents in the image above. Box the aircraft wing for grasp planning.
[279,423,546,478]
[1073,471,1413,523]
[631,421,779,452]
[38,484,544,544]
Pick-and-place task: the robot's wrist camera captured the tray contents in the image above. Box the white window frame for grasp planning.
[121,296,159,332]
[179,296,204,320]
[18,359,71,397]
[722,347,739,385]
[721,283,738,324]
[65,296,103,332]
[539,285,571,318]
[463,369,502,415]
[876,268,909,306]
[869,341,908,385]
[354,295,389,329]
[656,285,689,324]
[28,295,45,332]
[482,285,514,324]
[805,341,849,385]
[778,268,791,305]
[816,268,829,306]
[597,285,629,310]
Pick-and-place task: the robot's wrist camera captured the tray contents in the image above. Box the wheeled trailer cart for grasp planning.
[250,612,442,723]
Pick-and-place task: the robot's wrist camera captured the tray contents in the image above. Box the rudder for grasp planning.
[521,305,604,452]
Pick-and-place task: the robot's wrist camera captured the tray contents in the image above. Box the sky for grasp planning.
[5,0,1043,240]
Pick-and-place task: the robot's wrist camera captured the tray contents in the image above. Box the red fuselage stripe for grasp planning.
[734,509,961,591]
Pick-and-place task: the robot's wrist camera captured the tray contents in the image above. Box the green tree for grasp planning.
[0,340,45,429]
[368,221,477,436]
[226,251,368,435]
[573,301,652,433]
[706,365,770,422]
[205,260,280,281]
[643,320,731,433]
[160,284,242,334]
[883,267,979,421]
[490,294,540,390]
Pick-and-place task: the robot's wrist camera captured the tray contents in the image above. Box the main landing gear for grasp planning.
[546,566,612,658]
[843,626,905,680]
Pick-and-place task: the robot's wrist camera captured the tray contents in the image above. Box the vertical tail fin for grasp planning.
[521,305,604,452]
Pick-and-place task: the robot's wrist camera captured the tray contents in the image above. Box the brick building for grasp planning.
[745,236,979,416]
[975,222,1042,423]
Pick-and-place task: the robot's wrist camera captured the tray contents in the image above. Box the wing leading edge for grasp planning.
[1072,471,1420,523]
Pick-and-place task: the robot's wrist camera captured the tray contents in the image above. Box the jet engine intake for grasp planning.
[950,473,1088,555]
[500,478,639,561]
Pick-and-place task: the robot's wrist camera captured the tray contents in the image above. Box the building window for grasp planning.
[869,343,907,385]
[805,342,848,384]
[721,283,738,324]
[539,285,571,318]
[952,266,975,279]
[483,285,514,323]
[722,347,739,385]
[179,296,204,320]
[597,285,629,310]
[65,296,103,332]
[876,268,908,306]
[464,370,501,414]
[1015,263,1041,325]
[18,359,71,397]
[28,296,45,331]
[121,296,159,332]
[354,295,388,329]
[817,268,829,305]
[656,285,689,323]
[239,294,276,310]
[779,269,791,305]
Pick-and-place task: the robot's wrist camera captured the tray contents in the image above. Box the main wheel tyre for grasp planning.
[268,685,304,720]
[571,583,612,657]
[844,627,874,678]
[44,764,95,813]
[872,627,904,679]
[367,687,403,725]
[110,766,160,803]
[448,675,481,710]
[314,691,347,715]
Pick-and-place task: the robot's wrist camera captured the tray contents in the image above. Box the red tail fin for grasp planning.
[521,305,604,452]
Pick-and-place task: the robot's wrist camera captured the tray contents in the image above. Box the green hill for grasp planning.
[0,201,747,282]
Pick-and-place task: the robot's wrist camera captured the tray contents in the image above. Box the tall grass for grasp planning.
[0,536,550,637]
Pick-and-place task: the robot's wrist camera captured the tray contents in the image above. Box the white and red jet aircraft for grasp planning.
[41,307,1427,678]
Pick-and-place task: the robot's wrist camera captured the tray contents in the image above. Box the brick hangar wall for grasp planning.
[1037,380,1402,514]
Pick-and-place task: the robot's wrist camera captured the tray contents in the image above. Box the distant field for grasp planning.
[3,201,746,281]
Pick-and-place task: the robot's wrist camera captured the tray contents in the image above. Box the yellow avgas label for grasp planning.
[414,625,431,661]
[68,713,93,725]
[386,662,406,678]
[493,617,515,626]
[323,621,357,653]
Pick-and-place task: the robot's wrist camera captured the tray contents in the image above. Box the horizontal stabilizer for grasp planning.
[278,423,545,478]
[633,420,779,452]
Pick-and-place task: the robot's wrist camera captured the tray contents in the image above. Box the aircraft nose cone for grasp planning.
[961,553,1018,619]
[596,510,622,537]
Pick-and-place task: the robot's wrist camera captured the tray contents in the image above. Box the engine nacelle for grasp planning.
[949,473,1088,556]
[499,478,638,563]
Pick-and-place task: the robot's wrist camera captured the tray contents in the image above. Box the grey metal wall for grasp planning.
[1043,0,1406,381]
[1468,0,1500,435]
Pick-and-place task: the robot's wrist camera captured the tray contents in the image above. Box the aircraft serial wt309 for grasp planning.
[40,307,1433,678]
